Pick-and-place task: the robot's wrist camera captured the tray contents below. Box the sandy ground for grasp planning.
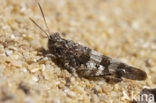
[0,0,156,103]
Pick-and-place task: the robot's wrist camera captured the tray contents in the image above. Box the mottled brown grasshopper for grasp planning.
[30,2,147,83]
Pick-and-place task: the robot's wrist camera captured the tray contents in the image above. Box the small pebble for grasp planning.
[24,96,33,103]
[10,34,15,39]
[121,91,130,101]
[30,68,40,73]
[6,50,13,56]
[21,67,28,72]
[145,58,151,67]
[64,89,76,98]
[101,85,112,94]
[92,87,99,96]
[32,76,39,82]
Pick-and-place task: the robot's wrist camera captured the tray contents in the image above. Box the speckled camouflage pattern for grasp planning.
[47,33,147,81]
[30,3,147,83]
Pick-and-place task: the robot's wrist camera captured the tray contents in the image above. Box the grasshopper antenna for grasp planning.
[37,2,51,35]
[29,17,49,38]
